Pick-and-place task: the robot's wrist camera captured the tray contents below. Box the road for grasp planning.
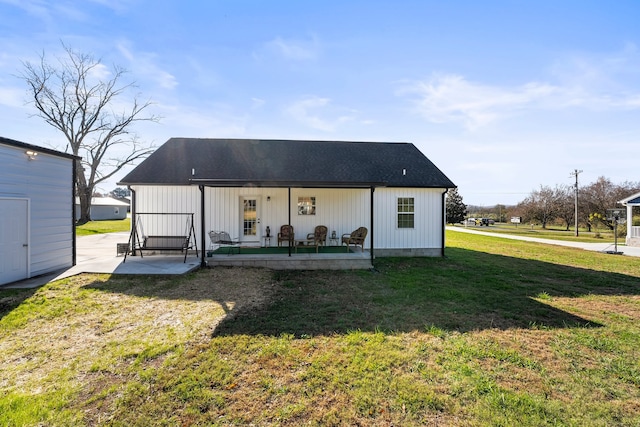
[447,226,640,257]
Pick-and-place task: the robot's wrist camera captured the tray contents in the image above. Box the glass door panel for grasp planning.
[243,198,258,239]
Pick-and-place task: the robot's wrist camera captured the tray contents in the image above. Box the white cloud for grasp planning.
[285,96,356,132]
[87,62,112,81]
[259,35,320,61]
[399,64,640,130]
[251,97,265,109]
[117,41,178,90]
[151,101,247,138]
[397,74,558,129]
[1,0,52,22]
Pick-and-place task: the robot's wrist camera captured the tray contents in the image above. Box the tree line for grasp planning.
[447,177,640,231]
[516,177,639,231]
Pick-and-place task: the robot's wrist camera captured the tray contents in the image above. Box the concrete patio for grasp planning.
[1,231,373,289]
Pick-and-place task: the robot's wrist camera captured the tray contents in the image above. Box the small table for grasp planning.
[116,243,130,256]
[262,236,272,247]
[329,235,339,246]
[294,239,319,253]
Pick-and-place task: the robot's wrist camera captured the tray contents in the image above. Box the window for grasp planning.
[298,196,316,215]
[397,197,414,228]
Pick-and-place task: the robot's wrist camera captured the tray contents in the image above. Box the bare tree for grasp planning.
[581,177,640,230]
[520,185,560,228]
[554,184,575,231]
[20,44,159,224]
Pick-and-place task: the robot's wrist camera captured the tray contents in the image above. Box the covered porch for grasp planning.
[620,192,640,247]
[193,182,380,269]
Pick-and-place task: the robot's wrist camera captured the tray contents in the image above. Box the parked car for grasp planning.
[478,218,494,226]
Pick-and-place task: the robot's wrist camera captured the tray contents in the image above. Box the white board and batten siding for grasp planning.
[374,188,445,256]
[0,142,74,285]
[131,185,445,255]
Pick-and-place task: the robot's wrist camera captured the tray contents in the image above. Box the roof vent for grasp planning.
[191,168,196,176]
[402,168,406,176]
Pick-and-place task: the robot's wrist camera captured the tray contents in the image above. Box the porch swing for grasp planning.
[124,212,198,263]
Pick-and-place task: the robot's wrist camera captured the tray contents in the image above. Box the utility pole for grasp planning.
[570,169,583,237]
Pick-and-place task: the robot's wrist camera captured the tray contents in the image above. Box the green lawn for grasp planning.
[75,218,130,236]
[1,231,639,426]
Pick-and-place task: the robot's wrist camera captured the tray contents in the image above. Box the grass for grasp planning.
[1,231,640,425]
[76,218,130,236]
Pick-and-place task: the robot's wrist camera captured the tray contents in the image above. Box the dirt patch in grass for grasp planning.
[1,267,277,424]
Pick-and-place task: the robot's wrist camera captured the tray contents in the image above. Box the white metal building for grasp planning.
[119,138,456,267]
[0,137,77,285]
[74,197,129,221]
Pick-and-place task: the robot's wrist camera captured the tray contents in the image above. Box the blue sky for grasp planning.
[1,1,639,205]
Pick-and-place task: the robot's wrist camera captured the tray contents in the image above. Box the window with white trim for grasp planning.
[298,196,316,215]
[397,197,414,228]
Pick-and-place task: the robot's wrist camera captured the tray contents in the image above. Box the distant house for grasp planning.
[0,136,77,286]
[118,138,456,264]
[619,191,640,247]
[75,197,129,220]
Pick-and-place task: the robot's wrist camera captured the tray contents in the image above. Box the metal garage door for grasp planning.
[0,199,29,285]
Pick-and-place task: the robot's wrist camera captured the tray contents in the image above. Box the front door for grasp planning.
[241,198,260,243]
[0,199,29,285]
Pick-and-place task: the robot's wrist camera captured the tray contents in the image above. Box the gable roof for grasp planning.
[619,191,640,205]
[119,138,455,189]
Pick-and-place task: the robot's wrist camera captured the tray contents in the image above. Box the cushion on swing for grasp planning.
[143,235,190,250]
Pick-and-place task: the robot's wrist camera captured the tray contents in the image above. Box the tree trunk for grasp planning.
[76,160,92,224]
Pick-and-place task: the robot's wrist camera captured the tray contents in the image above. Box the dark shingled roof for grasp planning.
[119,138,456,188]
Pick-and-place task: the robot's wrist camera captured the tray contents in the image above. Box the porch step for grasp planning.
[205,253,373,270]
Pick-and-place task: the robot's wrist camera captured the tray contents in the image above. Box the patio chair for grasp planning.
[208,230,240,255]
[341,227,368,252]
[277,225,294,247]
[307,225,328,247]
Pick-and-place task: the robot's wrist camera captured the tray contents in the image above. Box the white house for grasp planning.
[0,137,77,285]
[118,138,456,267]
[74,196,129,220]
[619,191,640,247]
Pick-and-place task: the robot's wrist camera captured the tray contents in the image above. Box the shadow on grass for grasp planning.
[0,288,38,321]
[60,245,640,337]
[213,247,640,336]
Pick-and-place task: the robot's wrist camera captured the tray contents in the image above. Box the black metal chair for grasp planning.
[208,231,240,255]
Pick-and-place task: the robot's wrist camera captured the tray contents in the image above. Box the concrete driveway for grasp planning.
[2,232,201,289]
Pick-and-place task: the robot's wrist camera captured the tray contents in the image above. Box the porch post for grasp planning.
[130,188,137,256]
[200,185,206,268]
[627,204,633,246]
[370,186,375,263]
[288,187,292,257]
